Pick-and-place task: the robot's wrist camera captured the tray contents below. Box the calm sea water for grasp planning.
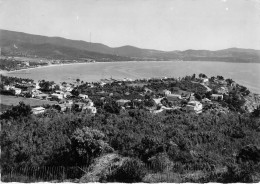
[4,61,260,93]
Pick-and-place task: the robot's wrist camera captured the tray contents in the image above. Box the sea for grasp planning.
[3,61,260,94]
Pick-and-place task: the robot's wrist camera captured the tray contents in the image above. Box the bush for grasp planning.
[107,158,146,183]
[148,152,173,172]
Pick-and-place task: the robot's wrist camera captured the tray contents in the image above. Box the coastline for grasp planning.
[1,61,259,94]
[0,62,91,75]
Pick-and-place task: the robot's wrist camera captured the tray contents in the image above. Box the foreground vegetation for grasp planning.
[1,74,260,182]
[1,101,260,182]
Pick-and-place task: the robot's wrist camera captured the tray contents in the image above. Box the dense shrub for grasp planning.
[106,158,146,183]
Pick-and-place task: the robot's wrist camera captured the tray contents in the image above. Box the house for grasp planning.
[3,85,11,90]
[228,82,237,91]
[231,82,237,88]
[86,100,94,107]
[22,61,30,66]
[202,98,211,103]
[144,87,153,93]
[84,106,97,115]
[11,87,22,95]
[32,107,45,114]
[218,80,228,86]
[79,94,88,99]
[186,101,203,113]
[34,82,41,90]
[201,78,209,83]
[151,109,164,114]
[65,86,73,92]
[211,94,223,101]
[116,99,131,106]
[99,81,106,87]
[51,93,64,100]
[53,104,67,112]
[167,94,182,102]
[64,92,72,98]
[163,89,171,96]
[217,87,228,95]
[35,93,48,100]
[96,91,109,96]
[153,98,163,105]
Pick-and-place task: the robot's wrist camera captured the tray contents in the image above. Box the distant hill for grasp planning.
[0,29,260,62]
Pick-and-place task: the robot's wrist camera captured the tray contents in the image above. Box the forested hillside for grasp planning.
[1,102,260,182]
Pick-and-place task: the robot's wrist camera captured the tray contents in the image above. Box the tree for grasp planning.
[252,106,260,117]
[71,126,113,166]
[199,73,207,78]
[217,75,224,80]
[39,80,55,91]
[191,74,196,80]
[106,158,146,182]
[0,102,31,119]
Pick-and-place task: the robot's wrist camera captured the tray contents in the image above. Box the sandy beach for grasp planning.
[0,62,91,75]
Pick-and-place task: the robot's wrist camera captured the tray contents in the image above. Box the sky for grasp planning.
[0,0,260,51]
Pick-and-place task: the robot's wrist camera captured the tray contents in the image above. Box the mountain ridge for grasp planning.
[1,29,260,62]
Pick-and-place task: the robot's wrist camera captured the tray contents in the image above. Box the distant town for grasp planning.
[1,73,259,115]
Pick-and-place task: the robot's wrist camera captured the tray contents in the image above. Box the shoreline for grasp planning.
[1,61,259,94]
[1,60,259,75]
[0,62,92,75]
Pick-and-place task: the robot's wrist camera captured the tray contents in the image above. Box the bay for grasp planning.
[4,61,260,93]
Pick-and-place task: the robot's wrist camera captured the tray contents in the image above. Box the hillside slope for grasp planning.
[1,29,260,62]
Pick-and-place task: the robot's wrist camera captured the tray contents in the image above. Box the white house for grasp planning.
[32,107,45,114]
[116,99,131,106]
[217,87,228,95]
[153,98,163,105]
[11,87,22,95]
[79,94,88,99]
[186,101,203,113]
[167,94,182,102]
[86,101,94,107]
[202,98,211,103]
[35,93,48,100]
[84,106,97,115]
[211,94,223,101]
[35,82,41,90]
[3,85,11,90]
[163,89,171,96]
[51,93,64,100]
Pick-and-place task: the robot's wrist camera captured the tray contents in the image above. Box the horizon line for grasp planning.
[0,28,259,52]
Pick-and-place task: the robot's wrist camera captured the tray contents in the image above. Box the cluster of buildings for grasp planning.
[2,80,97,115]
[2,74,256,116]
[112,76,242,114]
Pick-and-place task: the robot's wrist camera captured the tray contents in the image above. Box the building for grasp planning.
[167,94,182,102]
[202,98,211,103]
[84,106,97,115]
[34,82,41,90]
[153,98,163,105]
[163,89,171,96]
[211,94,223,101]
[86,100,94,107]
[218,80,228,86]
[186,101,203,113]
[217,87,228,95]
[32,107,45,114]
[51,93,64,100]
[116,99,131,106]
[35,93,48,100]
[144,87,153,93]
[11,87,22,95]
[200,78,209,84]
[79,94,88,99]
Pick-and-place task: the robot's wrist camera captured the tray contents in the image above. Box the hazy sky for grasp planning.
[0,0,260,51]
